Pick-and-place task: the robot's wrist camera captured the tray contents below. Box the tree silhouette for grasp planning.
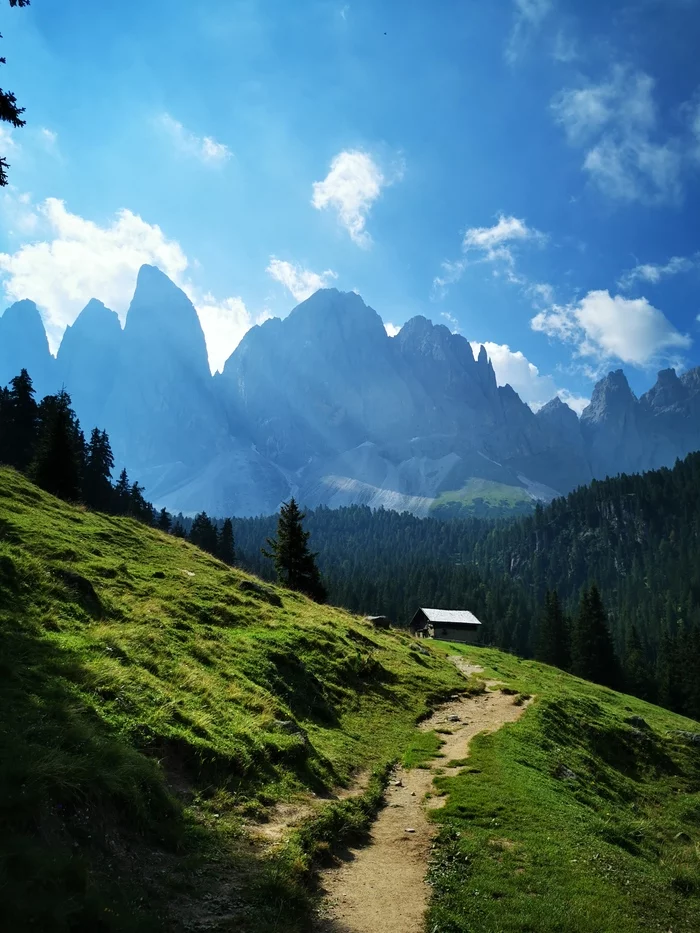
[1,1,31,186]
[536,590,570,670]
[263,498,326,603]
[157,508,172,533]
[84,428,114,510]
[31,389,83,501]
[1,369,37,469]
[571,584,618,688]
[190,512,218,555]
[218,517,236,565]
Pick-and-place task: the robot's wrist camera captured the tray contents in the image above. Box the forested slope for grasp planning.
[233,453,700,719]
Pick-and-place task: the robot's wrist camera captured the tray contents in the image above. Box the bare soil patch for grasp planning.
[313,662,531,933]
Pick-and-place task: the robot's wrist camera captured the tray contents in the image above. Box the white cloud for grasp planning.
[469,339,586,412]
[384,321,400,337]
[506,0,553,64]
[266,257,338,303]
[0,125,20,158]
[440,311,460,332]
[551,31,578,63]
[434,214,544,295]
[0,194,258,371]
[40,128,58,148]
[531,289,691,367]
[618,254,698,290]
[552,67,683,204]
[556,390,590,416]
[157,113,231,165]
[312,149,388,247]
[196,295,271,374]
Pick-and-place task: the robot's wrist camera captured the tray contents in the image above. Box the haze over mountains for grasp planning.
[2,263,700,518]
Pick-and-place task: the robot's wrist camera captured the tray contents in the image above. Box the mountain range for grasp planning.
[1,263,700,517]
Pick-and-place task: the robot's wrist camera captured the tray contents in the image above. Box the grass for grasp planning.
[426,644,700,933]
[3,466,700,933]
[0,467,464,931]
[429,478,535,519]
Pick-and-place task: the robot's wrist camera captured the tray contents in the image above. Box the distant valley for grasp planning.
[2,263,700,518]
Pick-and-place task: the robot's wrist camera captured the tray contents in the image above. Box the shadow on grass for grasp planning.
[0,549,321,933]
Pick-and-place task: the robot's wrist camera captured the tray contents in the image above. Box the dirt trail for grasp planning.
[313,660,530,933]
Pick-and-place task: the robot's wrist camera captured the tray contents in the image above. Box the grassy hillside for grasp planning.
[428,644,700,933]
[2,466,699,933]
[0,466,463,931]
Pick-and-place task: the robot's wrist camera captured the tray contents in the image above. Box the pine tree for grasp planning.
[536,590,571,670]
[31,389,83,501]
[157,508,172,533]
[0,1,31,187]
[84,428,114,510]
[113,468,131,515]
[172,518,187,538]
[262,498,327,603]
[190,512,218,555]
[2,369,38,469]
[623,625,653,700]
[218,517,236,565]
[571,584,618,688]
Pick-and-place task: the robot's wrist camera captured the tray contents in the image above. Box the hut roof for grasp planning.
[416,608,481,626]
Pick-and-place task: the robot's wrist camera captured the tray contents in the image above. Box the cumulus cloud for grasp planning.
[469,339,587,413]
[434,214,544,295]
[531,289,691,367]
[505,0,553,64]
[0,194,259,372]
[157,113,231,165]
[384,321,400,337]
[618,254,698,290]
[266,257,338,303]
[312,150,390,247]
[552,67,683,204]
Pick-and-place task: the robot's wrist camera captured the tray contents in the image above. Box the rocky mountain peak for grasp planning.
[0,299,55,396]
[641,368,687,413]
[537,395,577,426]
[58,299,121,354]
[124,264,210,376]
[581,369,636,425]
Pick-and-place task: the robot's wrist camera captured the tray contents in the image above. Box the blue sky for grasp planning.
[1,0,700,412]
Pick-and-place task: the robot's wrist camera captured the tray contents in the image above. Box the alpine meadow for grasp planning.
[2,0,700,931]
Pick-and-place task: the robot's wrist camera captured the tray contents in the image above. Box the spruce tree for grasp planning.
[190,512,218,555]
[218,517,236,565]
[623,625,653,700]
[571,584,618,688]
[31,389,82,501]
[172,517,187,538]
[84,428,114,510]
[157,508,172,533]
[4,369,38,469]
[263,498,327,603]
[0,1,31,187]
[113,468,131,515]
[536,590,571,670]
[128,480,152,523]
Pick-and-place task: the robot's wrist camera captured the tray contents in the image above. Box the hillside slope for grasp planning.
[1,467,699,933]
[0,467,463,931]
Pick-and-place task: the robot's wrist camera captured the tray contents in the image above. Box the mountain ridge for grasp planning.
[2,267,700,517]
